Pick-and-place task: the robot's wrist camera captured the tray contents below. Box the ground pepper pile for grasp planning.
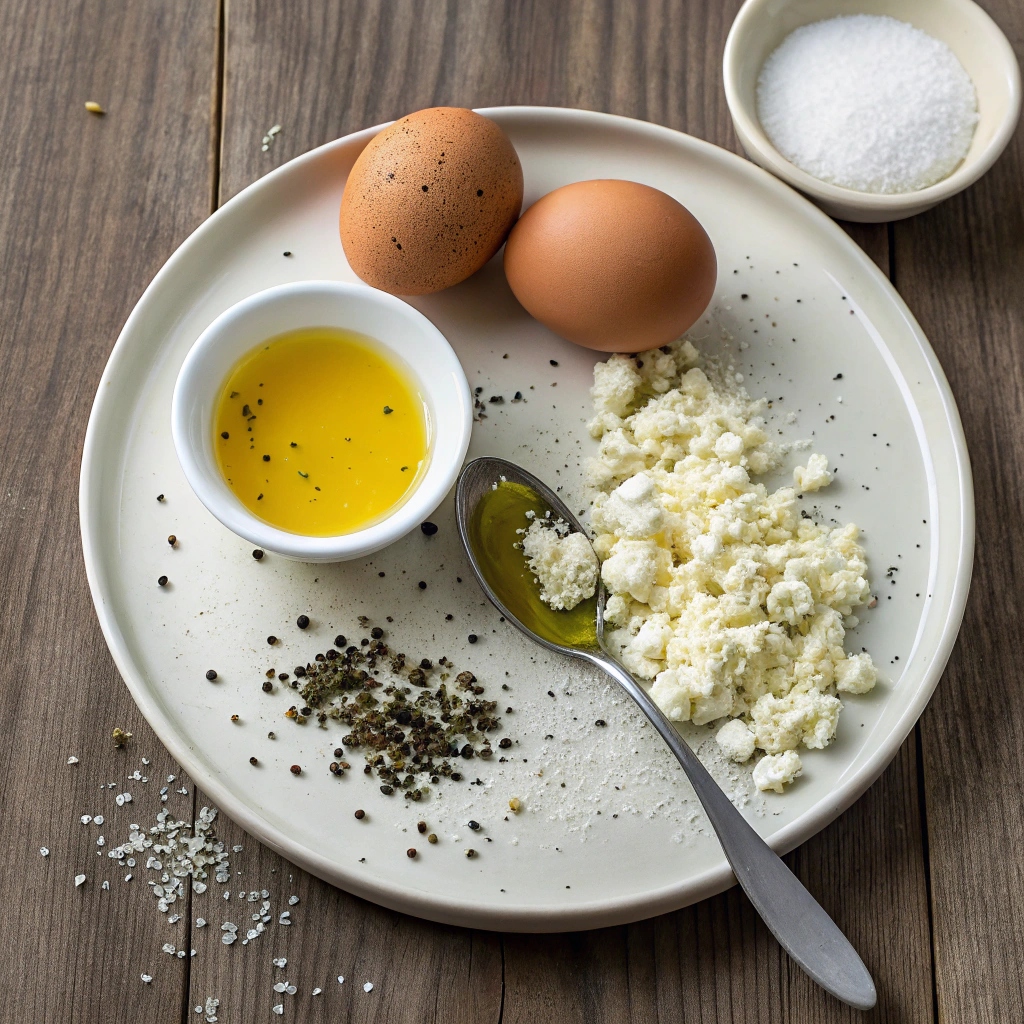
[276,620,507,801]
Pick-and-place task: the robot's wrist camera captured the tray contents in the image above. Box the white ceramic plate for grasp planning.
[80,107,973,931]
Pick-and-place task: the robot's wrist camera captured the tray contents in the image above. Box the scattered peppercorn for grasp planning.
[465,849,477,859]
[468,634,478,644]
[334,635,346,647]
[230,714,239,722]
[380,784,394,795]
[205,669,218,681]
[262,454,270,462]
[249,756,258,765]
[467,820,480,831]
[156,494,165,502]
[289,765,302,775]
[417,581,427,590]
[499,738,512,748]
[294,666,306,677]
[262,681,273,693]
[267,636,277,645]
[283,251,292,257]
[406,848,417,858]
[417,821,427,833]
[278,673,289,682]
[550,359,558,366]
[354,809,365,820]
[383,406,393,415]
[370,626,384,639]
[220,431,229,439]
[427,833,438,844]
[595,719,607,727]
[252,549,264,560]
[296,614,310,629]
[157,576,168,587]
[420,522,438,536]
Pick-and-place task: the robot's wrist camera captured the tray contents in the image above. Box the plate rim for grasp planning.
[79,105,975,931]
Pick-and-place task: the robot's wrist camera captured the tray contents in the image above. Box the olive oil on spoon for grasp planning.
[455,457,876,1012]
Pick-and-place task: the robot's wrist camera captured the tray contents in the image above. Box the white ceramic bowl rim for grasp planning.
[170,280,472,561]
[723,0,1023,207]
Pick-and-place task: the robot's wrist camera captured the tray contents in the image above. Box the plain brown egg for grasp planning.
[339,107,523,295]
[503,179,717,352]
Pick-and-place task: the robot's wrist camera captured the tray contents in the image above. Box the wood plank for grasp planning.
[0,0,218,1021]
[898,1,1024,1019]
[214,2,932,1022]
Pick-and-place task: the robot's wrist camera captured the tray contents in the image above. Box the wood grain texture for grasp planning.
[898,2,1024,1020]
[211,2,932,1022]
[0,0,217,1021]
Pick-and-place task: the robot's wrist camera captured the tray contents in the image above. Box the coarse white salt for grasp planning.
[363,982,374,993]
[757,15,978,194]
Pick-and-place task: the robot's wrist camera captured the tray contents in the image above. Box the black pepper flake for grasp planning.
[741,293,749,299]
[156,494,165,502]
[499,738,511,748]
[220,431,229,439]
[427,833,438,844]
[420,521,438,536]
[296,614,310,629]
[262,681,273,693]
[467,820,480,830]
[547,690,555,698]
[370,626,384,640]
[263,454,270,462]
[157,575,168,587]
[595,719,607,727]
[205,669,218,681]
[383,406,393,415]
[252,549,264,560]
[468,634,478,644]
[283,251,292,257]
[267,635,278,645]
[354,809,365,819]
[289,764,302,775]
[417,821,427,834]
[465,848,477,858]
[167,534,177,547]
[549,359,558,366]
[380,784,394,795]
[249,756,258,765]
[417,581,427,590]
[445,614,453,621]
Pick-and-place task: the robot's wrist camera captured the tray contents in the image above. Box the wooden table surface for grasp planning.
[2,1,1021,1020]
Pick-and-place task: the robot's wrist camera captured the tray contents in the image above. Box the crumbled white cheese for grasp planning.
[588,342,877,789]
[521,518,598,611]
[716,719,757,763]
[752,750,803,793]
[794,453,832,492]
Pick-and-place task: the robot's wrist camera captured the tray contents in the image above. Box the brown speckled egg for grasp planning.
[339,108,524,295]
[503,180,717,352]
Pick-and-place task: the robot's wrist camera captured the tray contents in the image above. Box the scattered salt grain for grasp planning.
[272,1008,283,1017]
[363,982,374,993]
[75,874,86,886]
[40,847,49,857]
[273,983,287,993]
[94,815,104,825]
[163,943,177,955]
[67,756,79,765]
[273,958,287,968]
[312,988,322,996]
[287,895,299,905]
[141,974,153,983]
[81,815,92,824]
[757,15,977,193]
[337,976,345,985]
[101,880,110,890]
[197,918,207,928]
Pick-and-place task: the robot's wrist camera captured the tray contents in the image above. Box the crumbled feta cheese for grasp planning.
[521,518,598,611]
[753,750,803,792]
[588,342,877,790]
[716,720,756,763]
[794,453,832,492]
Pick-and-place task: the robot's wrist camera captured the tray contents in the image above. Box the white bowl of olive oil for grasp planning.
[171,280,472,562]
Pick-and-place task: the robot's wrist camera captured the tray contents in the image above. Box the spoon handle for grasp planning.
[590,653,876,1011]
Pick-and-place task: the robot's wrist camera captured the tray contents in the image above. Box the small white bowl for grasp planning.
[171,281,472,562]
[723,0,1022,222]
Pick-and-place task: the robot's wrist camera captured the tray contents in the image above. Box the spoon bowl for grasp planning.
[456,456,877,1011]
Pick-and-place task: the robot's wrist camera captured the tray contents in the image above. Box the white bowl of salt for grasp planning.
[723,0,1021,222]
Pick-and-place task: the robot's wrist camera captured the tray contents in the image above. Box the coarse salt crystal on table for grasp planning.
[312,988,322,996]
[141,974,152,984]
[363,982,374,993]
[74,874,86,886]
[272,1007,283,1016]
[67,756,79,764]
[40,847,49,857]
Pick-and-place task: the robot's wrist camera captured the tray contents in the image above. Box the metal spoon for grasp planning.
[455,456,876,1011]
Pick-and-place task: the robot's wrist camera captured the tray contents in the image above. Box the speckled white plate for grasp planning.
[80,107,973,931]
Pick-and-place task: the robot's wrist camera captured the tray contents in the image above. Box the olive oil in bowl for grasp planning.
[214,327,428,536]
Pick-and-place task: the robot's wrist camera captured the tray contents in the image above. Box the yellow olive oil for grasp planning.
[214,327,428,536]
[469,481,599,649]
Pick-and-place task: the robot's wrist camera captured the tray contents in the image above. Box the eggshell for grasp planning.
[340,107,524,295]
[503,180,717,352]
